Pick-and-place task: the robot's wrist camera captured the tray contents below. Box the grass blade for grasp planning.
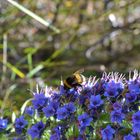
[6,62,25,78]
[26,64,44,78]
[6,0,60,33]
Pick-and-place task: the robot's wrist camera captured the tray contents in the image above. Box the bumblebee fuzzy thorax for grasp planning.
[63,71,86,89]
[73,73,86,84]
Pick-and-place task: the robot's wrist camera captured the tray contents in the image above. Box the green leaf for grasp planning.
[99,113,110,122]
[0,134,8,140]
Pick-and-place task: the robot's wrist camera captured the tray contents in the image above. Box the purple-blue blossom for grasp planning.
[14,116,28,134]
[28,121,45,139]
[0,118,8,131]
[132,111,140,133]
[78,113,92,128]
[113,102,122,111]
[132,123,140,133]
[79,94,88,105]
[132,111,140,123]
[53,125,61,136]
[25,106,34,116]
[50,125,62,140]
[125,92,137,103]
[43,105,56,118]
[89,95,103,109]
[93,80,106,95]
[110,110,125,124]
[123,134,135,140]
[64,102,76,114]
[128,80,140,95]
[56,107,68,120]
[65,88,79,102]
[50,133,60,140]
[104,80,124,97]
[101,125,115,140]
[43,101,59,118]
[77,135,84,140]
[32,93,48,111]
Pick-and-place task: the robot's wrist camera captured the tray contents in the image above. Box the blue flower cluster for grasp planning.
[1,71,140,140]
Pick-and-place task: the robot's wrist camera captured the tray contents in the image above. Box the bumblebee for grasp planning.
[63,69,86,89]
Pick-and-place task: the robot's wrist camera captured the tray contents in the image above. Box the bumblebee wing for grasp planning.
[74,68,84,74]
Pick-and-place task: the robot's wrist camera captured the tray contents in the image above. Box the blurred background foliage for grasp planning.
[0,0,140,114]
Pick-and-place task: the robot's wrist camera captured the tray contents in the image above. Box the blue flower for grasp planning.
[132,123,140,133]
[59,84,65,94]
[0,118,8,131]
[50,125,69,140]
[43,106,56,118]
[122,105,129,114]
[57,107,68,120]
[104,80,124,97]
[79,95,88,105]
[81,87,92,97]
[53,125,61,136]
[123,134,135,140]
[132,111,140,133]
[79,126,86,134]
[25,106,34,116]
[94,80,106,95]
[43,101,59,118]
[125,92,137,103]
[50,133,60,140]
[51,93,61,102]
[77,135,84,140]
[132,111,140,123]
[110,110,125,124]
[101,125,115,140]
[128,80,140,95]
[32,93,48,111]
[113,102,122,111]
[89,95,103,109]
[64,102,76,114]
[56,103,76,120]
[78,113,92,127]
[28,121,45,139]
[65,88,79,102]
[50,126,62,140]
[14,116,28,134]
[49,101,60,111]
